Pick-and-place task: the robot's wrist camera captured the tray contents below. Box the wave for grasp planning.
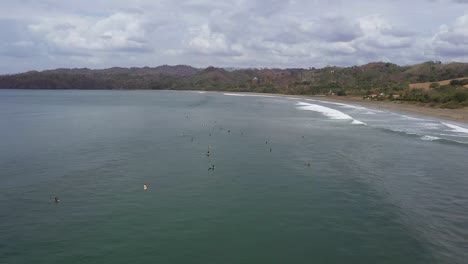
[393,113,428,121]
[224,93,246,96]
[352,120,367,125]
[223,93,277,98]
[421,122,441,129]
[297,102,352,120]
[377,127,468,146]
[442,123,468,134]
[305,98,387,113]
[421,135,441,141]
[320,101,368,110]
[296,101,365,125]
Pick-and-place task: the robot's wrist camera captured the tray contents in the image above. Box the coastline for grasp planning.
[2,89,467,124]
[203,91,468,124]
[309,96,468,124]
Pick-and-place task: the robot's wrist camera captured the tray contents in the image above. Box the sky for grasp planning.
[1,0,468,73]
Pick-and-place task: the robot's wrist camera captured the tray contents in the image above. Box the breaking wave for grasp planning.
[224,93,247,96]
[224,93,277,98]
[442,123,468,134]
[377,127,468,146]
[421,135,441,141]
[296,102,366,125]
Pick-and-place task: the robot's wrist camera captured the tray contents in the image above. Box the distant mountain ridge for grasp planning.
[1,62,467,104]
[39,64,200,76]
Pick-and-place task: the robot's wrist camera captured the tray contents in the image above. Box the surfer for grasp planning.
[270,148,272,152]
[54,197,60,203]
[144,184,148,191]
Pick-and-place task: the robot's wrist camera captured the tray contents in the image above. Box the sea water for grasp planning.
[1,90,467,263]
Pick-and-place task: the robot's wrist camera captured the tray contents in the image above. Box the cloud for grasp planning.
[185,24,241,56]
[428,11,468,58]
[299,16,363,42]
[28,12,154,54]
[0,0,468,73]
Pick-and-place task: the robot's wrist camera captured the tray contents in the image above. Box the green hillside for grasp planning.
[1,61,468,108]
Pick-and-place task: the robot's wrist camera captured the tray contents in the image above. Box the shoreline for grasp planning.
[307,96,468,124]
[2,89,467,124]
[204,91,468,124]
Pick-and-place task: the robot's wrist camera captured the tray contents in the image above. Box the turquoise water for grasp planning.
[1,90,468,263]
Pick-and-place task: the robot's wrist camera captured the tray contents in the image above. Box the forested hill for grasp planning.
[1,61,468,97]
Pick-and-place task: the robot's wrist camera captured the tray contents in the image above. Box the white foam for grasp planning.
[224,93,246,96]
[321,101,368,110]
[442,123,468,134]
[297,102,352,120]
[196,91,206,94]
[224,93,276,98]
[422,123,441,129]
[286,97,301,100]
[421,135,441,141]
[352,120,367,125]
[394,113,427,121]
[296,101,365,125]
[305,98,387,113]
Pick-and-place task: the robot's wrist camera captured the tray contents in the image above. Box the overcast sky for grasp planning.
[1,0,468,73]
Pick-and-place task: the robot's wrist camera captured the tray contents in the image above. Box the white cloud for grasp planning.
[28,12,152,53]
[0,0,468,73]
[186,24,240,56]
[427,11,468,59]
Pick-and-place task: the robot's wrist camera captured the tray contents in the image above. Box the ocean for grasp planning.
[1,90,467,264]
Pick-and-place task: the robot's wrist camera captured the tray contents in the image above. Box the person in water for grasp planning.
[144,184,148,190]
[54,197,60,203]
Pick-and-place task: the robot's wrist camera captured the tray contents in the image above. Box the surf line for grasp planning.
[296,101,366,125]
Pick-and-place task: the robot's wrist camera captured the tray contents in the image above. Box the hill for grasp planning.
[409,77,468,90]
[1,61,468,107]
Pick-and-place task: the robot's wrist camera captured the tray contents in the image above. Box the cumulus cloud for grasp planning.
[0,0,467,73]
[427,11,468,58]
[28,12,153,54]
[299,16,363,42]
[185,24,241,56]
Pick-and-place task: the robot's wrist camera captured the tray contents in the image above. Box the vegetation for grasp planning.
[1,61,468,108]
